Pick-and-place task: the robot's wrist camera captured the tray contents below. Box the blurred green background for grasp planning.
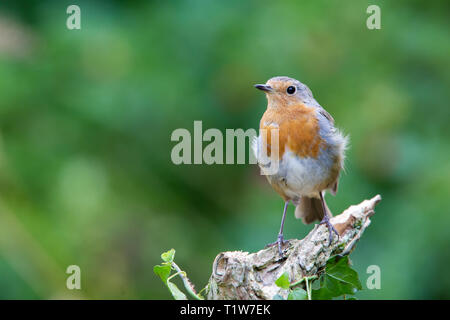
[0,0,448,299]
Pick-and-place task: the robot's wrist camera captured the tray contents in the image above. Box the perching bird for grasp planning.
[252,76,348,255]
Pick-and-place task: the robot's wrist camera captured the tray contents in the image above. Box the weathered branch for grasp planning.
[205,195,381,300]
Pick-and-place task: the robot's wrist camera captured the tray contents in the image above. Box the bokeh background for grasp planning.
[0,0,448,299]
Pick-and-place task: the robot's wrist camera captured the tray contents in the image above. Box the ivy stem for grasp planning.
[305,277,311,300]
[289,275,318,288]
[171,262,204,300]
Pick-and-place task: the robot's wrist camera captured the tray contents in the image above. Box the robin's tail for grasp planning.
[294,194,331,224]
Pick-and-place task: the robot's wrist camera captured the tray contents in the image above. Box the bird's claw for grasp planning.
[320,218,340,246]
[266,234,288,256]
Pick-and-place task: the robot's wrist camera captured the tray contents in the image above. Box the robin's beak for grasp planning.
[254,84,273,93]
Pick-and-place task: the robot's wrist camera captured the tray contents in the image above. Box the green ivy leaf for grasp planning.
[275,272,290,289]
[155,249,204,300]
[288,288,308,300]
[325,256,362,290]
[161,249,176,263]
[311,255,362,300]
[153,264,172,283]
[167,282,187,300]
[322,273,355,297]
[311,275,333,300]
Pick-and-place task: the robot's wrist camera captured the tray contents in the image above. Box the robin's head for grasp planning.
[254,76,316,108]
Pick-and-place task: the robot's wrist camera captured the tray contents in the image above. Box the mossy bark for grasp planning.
[205,195,381,300]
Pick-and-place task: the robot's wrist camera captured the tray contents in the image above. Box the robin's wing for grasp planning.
[318,108,334,125]
[330,179,339,196]
[318,108,341,196]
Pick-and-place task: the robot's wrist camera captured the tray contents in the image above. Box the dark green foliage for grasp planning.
[274,255,362,300]
[311,256,362,300]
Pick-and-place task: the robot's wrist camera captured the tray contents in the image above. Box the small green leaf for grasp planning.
[167,281,187,300]
[275,272,290,289]
[161,249,176,263]
[288,288,308,300]
[153,264,172,283]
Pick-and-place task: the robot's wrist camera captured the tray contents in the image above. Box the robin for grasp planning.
[253,76,348,255]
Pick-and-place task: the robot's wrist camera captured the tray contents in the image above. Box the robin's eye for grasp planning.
[286,86,296,95]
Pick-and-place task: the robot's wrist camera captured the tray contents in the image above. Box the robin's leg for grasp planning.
[266,201,289,255]
[318,192,339,245]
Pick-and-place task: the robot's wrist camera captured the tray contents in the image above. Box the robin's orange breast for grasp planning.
[260,103,325,160]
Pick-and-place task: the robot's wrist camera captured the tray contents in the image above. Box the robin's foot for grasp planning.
[320,215,339,245]
[265,234,288,256]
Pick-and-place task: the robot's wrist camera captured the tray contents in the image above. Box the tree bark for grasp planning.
[205,195,381,300]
